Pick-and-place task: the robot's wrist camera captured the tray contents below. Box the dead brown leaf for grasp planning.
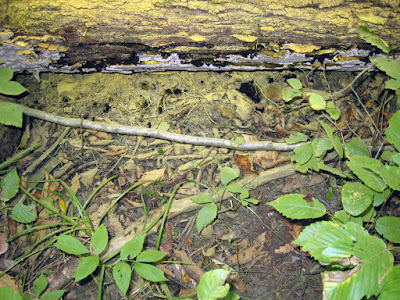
[227,243,264,265]
[86,129,110,140]
[0,233,9,255]
[234,154,258,175]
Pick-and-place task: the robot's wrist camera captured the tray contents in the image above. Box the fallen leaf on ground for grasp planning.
[274,244,294,254]
[0,233,9,255]
[227,243,264,265]
[80,167,98,187]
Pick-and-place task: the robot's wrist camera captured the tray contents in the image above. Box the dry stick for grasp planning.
[9,102,302,152]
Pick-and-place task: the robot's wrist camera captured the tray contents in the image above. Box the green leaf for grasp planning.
[136,250,166,263]
[245,198,259,204]
[133,262,168,282]
[308,93,326,110]
[317,162,353,179]
[360,26,392,53]
[291,143,313,165]
[268,193,326,219]
[0,80,27,96]
[230,136,245,147]
[360,206,376,222]
[372,57,400,80]
[191,193,214,204]
[120,234,146,261]
[220,167,239,186]
[91,224,108,255]
[319,121,343,158]
[385,111,400,152]
[295,155,319,173]
[0,168,20,201]
[54,235,89,255]
[392,153,400,166]
[326,101,341,120]
[225,183,243,194]
[382,165,400,191]
[11,203,37,224]
[0,67,14,81]
[40,290,66,300]
[197,269,230,300]
[376,216,400,243]
[341,182,373,216]
[0,102,23,127]
[74,256,99,282]
[373,188,391,207]
[33,273,48,298]
[113,261,131,296]
[0,286,22,300]
[283,89,302,102]
[385,79,400,90]
[379,265,400,300]
[287,78,302,89]
[346,155,386,192]
[334,210,363,225]
[197,203,218,233]
[285,132,308,144]
[345,137,370,158]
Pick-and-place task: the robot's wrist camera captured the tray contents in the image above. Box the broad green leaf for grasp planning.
[385,79,400,90]
[345,137,370,158]
[360,206,376,222]
[133,262,168,282]
[91,224,108,255]
[287,78,302,89]
[33,273,48,298]
[136,250,166,263]
[40,290,66,300]
[230,136,245,146]
[291,143,313,165]
[0,286,22,300]
[240,188,249,199]
[373,188,391,207]
[376,216,400,243]
[0,67,14,81]
[341,182,373,216]
[334,210,363,225]
[385,111,400,152]
[308,93,326,110]
[197,203,218,233]
[54,235,89,255]
[326,101,341,120]
[0,102,23,127]
[0,80,27,96]
[360,26,392,53]
[220,167,239,186]
[380,151,396,162]
[392,153,400,166]
[346,155,386,192]
[319,121,343,158]
[295,155,319,173]
[372,57,400,80]
[283,89,302,102]
[113,261,131,295]
[120,234,145,261]
[0,168,20,201]
[74,256,99,282]
[11,203,37,224]
[382,165,400,191]
[191,193,214,204]
[379,265,400,300]
[197,269,230,300]
[285,132,308,144]
[317,162,353,179]
[225,183,243,193]
[223,292,241,300]
[245,198,259,204]
[268,193,326,219]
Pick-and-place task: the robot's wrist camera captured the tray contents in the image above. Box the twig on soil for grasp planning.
[8,102,302,151]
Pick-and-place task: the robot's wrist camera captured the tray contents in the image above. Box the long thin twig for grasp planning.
[6,102,302,151]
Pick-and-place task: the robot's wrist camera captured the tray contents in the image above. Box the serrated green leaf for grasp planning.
[113,261,131,295]
[287,78,302,89]
[120,234,145,261]
[334,210,363,225]
[345,137,370,158]
[379,265,400,300]
[319,121,343,158]
[326,101,341,120]
[0,286,22,300]
[268,193,326,219]
[54,235,89,255]
[372,57,400,80]
[295,155,319,173]
[392,153,400,166]
[346,155,386,192]
[91,224,108,255]
[385,111,400,152]
[33,273,48,298]
[191,193,214,204]
[359,206,376,222]
[197,269,230,300]
[382,165,400,191]
[0,168,20,201]
[373,188,391,207]
[11,203,37,224]
[197,203,218,233]
[285,132,308,144]
[220,167,239,186]
[283,89,302,102]
[308,93,326,110]
[341,182,373,216]
[311,137,334,158]
[40,290,66,300]
[385,79,400,90]
[376,216,400,243]
[74,256,99,282]
[136,250,166,263]
[360,26,392,53]
[317,162,352,179]
[133,262,168,282]
[0,102,23,127]
[291,143,313,165]
[0,67,14,81]
[0,80,27,96]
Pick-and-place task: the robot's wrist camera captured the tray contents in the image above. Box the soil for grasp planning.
[0,69,397,299]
